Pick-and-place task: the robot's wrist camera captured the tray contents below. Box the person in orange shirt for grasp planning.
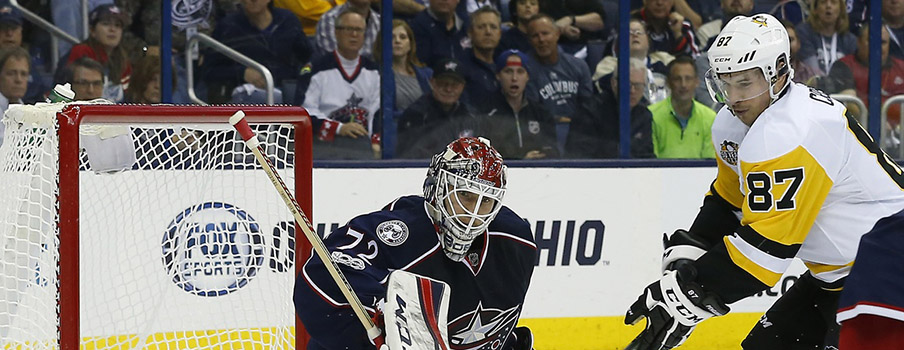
[275,0,427,35]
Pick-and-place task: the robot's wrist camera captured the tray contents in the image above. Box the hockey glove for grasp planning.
[511,326,534,350]
[661,229,709,273]
[625,265,730,350]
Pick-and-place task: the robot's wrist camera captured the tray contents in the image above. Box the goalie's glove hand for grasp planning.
[625,265,730,350]
[511,326,534,350]
[661,229,709,273]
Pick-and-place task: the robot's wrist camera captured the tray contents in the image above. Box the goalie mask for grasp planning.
[424,137,507,262]
[705,14,793,111]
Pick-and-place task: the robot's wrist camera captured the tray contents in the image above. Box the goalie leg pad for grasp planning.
[384,270,452,350]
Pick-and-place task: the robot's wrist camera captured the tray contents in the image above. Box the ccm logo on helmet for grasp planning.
[713,57,731,63]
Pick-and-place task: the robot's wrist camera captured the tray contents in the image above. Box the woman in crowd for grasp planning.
[795,0,857,75]
[125,54,161,104]
[63,4,133,102]
[374,19,433,158]
[374,19,432,115]
[784,20,820,85]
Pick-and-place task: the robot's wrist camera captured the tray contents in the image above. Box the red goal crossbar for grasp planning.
[54,104,313,349]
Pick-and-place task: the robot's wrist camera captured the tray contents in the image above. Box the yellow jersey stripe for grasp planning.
[724,233,790,286]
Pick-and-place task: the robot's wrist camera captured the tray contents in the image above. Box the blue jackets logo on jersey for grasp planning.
[449,303,520,350]
[162,202,265,296]
[377,220,410,246]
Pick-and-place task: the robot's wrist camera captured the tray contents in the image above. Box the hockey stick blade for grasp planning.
[229,111,382,341]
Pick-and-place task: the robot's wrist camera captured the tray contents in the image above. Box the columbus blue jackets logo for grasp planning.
[376,220,409,246]
[328,93,369,127]
[720,140,740,166]
[448,303,520,350]
[172,0,213,28]
[162,202,265,296]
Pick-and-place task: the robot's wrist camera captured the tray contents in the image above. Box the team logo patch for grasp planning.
[376,220,409,246]
[751,15,768,27]
[720,140,739,166]
[172,0,213,28]
[461,37,472,49]
[528,121,540,134]
[449,302,521,350]
[328,93,368,126]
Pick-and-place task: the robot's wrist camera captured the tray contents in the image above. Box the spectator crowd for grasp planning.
[2,0,900,159]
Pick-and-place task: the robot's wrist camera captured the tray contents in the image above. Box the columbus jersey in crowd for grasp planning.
[295,195,537,350]
[708,82,904,288]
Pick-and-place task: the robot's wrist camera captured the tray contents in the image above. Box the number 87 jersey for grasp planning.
[710,82,904,288]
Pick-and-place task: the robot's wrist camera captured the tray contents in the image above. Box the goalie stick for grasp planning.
[229,111,383,342]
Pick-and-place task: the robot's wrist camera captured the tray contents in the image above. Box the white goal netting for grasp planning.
[0,103,302,349]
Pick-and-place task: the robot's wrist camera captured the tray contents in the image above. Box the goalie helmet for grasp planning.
[424,137,507,262]
[705,14,794,107]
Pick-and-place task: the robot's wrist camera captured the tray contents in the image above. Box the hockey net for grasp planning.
[0,103,312,349]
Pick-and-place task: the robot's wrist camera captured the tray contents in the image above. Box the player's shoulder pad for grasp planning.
[344,195,437,251]
[487,206,536,249]
[741,83,845,163]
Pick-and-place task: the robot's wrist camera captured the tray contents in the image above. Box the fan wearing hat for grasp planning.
[0,4,22,50]
[397,57,485,159]
[61,4,132,102]
[0,3,48,104]
[479,49,557,159]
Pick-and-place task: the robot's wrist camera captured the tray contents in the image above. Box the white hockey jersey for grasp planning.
[710,82,904,286]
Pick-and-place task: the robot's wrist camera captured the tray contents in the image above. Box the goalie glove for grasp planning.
[625,265,730,350]
[661,229,709,273]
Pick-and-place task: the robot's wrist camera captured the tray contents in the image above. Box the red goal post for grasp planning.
[2,103,313,349]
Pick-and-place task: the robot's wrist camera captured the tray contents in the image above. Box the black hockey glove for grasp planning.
[511,326,534,350]
[661,229,710,273]
[625,265,730,350]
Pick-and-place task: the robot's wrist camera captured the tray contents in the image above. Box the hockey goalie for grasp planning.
[294,137,537,350]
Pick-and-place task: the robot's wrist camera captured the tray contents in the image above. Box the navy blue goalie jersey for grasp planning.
[295,195,537,350]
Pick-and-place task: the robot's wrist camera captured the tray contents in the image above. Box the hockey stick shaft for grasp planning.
[229,111,382,341]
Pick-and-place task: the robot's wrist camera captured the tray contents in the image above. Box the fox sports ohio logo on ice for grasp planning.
[162,202,265,296]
